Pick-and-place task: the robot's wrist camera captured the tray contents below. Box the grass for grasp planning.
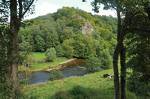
[22,69,138,99]
[32,52,46,62]
[18,52,68,72]
[30,57,68,71]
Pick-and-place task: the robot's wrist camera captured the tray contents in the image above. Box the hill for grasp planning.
[19,7,117,69]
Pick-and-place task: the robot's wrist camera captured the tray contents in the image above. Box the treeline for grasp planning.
[19,7,117,69]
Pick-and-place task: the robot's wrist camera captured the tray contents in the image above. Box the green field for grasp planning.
[19,52,68,72]
[32,52,46,62]
[22,69,137,99]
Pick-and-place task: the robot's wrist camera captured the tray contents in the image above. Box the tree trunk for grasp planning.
[113,44,120,99]
[113,4,122,99]
[120,44,126,99]
[8,0,20,97]
[119,11,129,99]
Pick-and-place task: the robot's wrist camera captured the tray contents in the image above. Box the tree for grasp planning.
[34,34,45,52]
[85,55,101,72]
[73,34,90,59]
[19,27,33,52]
[55,45,64,57]
[62,39,74,58]
[0,0,35,98]
[45,48,57,62]
[125,4,150,97]
[89,0,125,98]
[127,34,150,97]
[88,0,150,99]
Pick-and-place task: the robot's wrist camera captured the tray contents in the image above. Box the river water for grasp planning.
[19,66,88,84]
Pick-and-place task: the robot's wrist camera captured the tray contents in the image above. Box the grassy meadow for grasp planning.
[19,52,68,72]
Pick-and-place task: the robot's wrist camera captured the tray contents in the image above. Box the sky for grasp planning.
[25,0,116,19]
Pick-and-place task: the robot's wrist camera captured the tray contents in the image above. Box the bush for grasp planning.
[62,39,74,58]
[18,52,33,66]
[97,48,112,69]
[55,45,64,57]
[73,36,98,59]
[34,35,45,52]
[49,70,64,80]
[52,91,72,99]
[45,48,57,62]
[128,73,150,97]
[85,55,101,72]
[100,51,112,69]
[52,86,100,99]
[19,41,32,52]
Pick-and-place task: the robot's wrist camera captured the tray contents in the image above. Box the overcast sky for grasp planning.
[25,0,116,19]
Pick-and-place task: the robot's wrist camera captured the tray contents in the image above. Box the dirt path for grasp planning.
[59,58,76,65]
[46,58,85,72]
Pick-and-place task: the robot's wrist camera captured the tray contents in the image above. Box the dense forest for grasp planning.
[19,7,117,70]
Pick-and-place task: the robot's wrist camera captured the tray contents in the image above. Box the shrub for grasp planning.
[55,45,64,57]
[49,70,64,80]
[85,55,101,72]
[52,91,72,99]
[62,39,74,58]
[128,73,150,97]
[100,50,112,69]
[45,48,57,62]
[96,48,112,69]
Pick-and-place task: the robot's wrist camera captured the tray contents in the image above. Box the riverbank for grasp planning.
[18,57,68,72]
[18,52,68,72]
[19,58,85,73]
[45,58,85,72]
[18,57,86,84]
[18,52,85,72]
[22,69,137,99]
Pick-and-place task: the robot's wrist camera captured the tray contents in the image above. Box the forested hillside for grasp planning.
[19,7,117,69]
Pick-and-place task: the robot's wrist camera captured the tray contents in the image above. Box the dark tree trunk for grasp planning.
[113,5,122,99]
[113,44,120,99]
[119,11,129,99]
[113,2,127,98]
[8,0,20,97]
[120,44,126,99]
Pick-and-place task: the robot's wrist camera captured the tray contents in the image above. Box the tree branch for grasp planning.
[18,0,23,20]
[21,0,35,18]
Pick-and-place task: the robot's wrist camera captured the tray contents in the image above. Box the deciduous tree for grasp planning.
[0,0,35,98]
